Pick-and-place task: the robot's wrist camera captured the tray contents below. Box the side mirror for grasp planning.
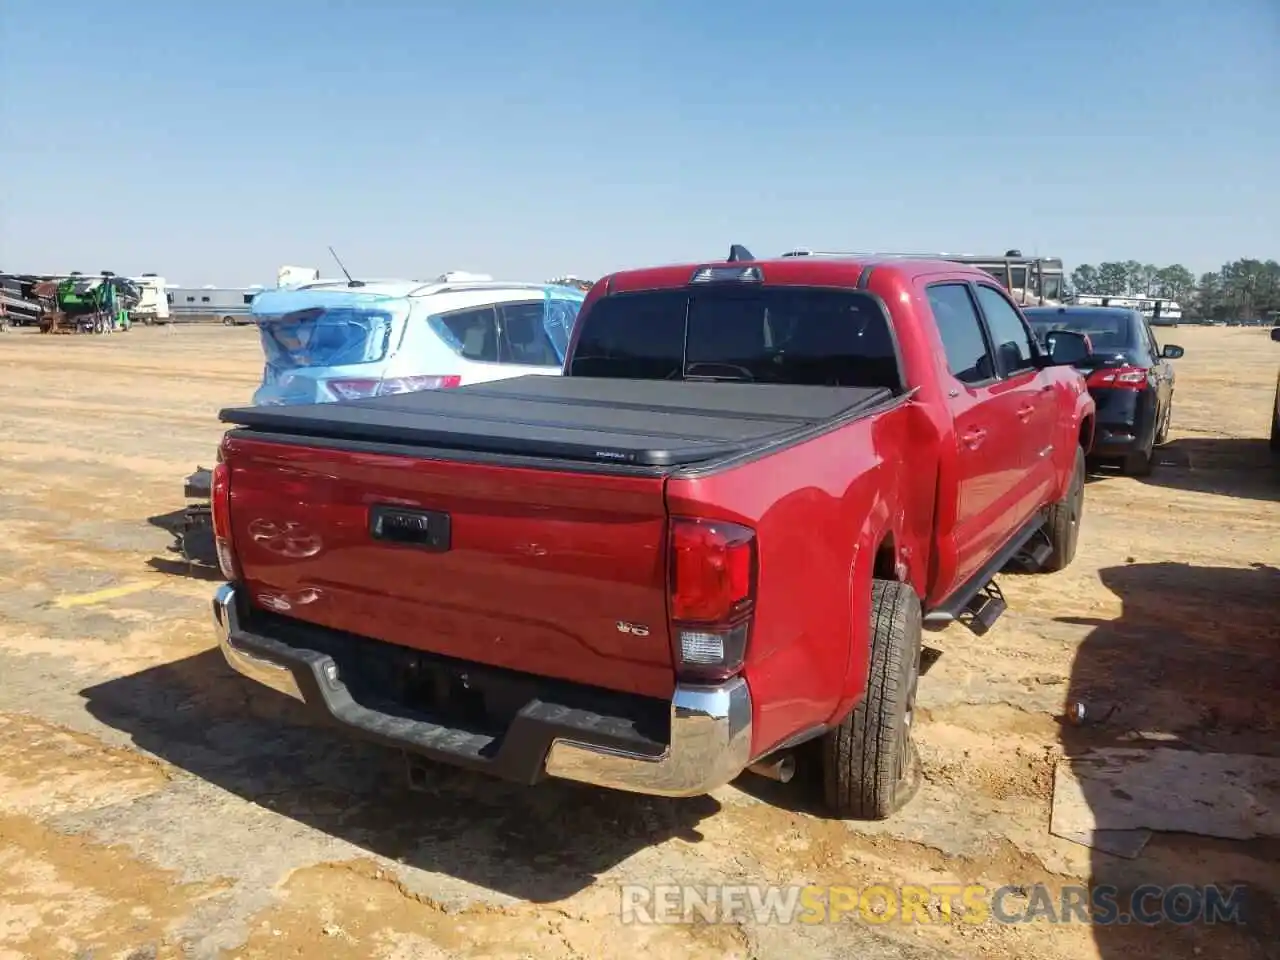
[1044,330,1091,366]
[1161,344,1185,359]
[1271,327,1280,343]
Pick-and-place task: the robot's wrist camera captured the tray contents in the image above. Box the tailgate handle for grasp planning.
[369,505,451,551]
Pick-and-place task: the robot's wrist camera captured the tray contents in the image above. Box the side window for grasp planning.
[430,306,499,362]
[926,283,995,384]
[973,285,1037,376]
[1142,317,1160,359]
[497,301,561,367]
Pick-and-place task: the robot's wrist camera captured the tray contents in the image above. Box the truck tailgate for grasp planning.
[224,436,675,699]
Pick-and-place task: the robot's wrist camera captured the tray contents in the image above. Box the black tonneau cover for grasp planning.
[219,376,893,467]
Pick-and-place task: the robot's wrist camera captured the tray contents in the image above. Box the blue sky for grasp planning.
[3,0,1276,285]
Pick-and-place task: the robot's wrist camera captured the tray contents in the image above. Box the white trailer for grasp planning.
[277,265,320,288]
[128,275,171,324]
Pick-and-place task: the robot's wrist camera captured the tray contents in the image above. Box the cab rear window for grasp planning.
[569,287,902,391]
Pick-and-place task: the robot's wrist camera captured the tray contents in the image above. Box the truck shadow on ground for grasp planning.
[1059,559,1280,958]
[78,650,719,903]
[1088,438,1279,503]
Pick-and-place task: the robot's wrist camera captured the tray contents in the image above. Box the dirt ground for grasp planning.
[0,323,1277,960]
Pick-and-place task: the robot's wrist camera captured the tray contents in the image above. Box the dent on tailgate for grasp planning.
[225,436,677,699]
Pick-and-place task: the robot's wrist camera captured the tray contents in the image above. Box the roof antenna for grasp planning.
[328,246,365,288]
[727,244,755,262]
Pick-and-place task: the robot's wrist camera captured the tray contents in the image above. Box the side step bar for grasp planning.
[924,515,1046,634]
[1008,530,1052,572]
[957,580,1006,636]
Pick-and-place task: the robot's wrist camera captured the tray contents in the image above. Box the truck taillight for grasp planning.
[1086,366,1149,390]
[668,517,757,683]
[210,461,239,580]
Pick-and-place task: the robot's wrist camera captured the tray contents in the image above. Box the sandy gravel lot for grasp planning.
[0,322,1277,960]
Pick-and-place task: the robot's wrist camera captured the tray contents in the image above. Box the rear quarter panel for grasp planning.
[1046,365,1095,498]
[667,400,939,759]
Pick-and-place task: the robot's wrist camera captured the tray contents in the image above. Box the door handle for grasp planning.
[961,428,987,449]
[1017,404,1035,421]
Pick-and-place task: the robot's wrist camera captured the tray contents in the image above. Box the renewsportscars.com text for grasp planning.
[619,882,1247,927]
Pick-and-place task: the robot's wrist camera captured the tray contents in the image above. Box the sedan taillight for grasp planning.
[1086,366,1149,391]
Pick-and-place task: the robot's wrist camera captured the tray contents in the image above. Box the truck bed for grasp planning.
[219,375,894,467]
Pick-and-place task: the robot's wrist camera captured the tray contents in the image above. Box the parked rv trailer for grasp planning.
[167,286,261,325]
[1071,293,1184,326]
[781,247,1064,305]
[0,275,44,326]
[277,265,320,288]
[128,275,171,324]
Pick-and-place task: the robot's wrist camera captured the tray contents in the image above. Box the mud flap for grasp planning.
[178,466,216,567]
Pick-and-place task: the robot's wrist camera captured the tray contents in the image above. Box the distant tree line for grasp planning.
[1068,258,1280,320]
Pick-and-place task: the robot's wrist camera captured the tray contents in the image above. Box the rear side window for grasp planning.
[497,301,563,366]
[432,306,498,362]
[429,299,577,366]
[569,287,901,390]
[926,283,994,384]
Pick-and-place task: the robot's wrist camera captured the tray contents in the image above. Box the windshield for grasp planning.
[569,287,901,390]
[256,305,401,369]
[1026,310,1138,355]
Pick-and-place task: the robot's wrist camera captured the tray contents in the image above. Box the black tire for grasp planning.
[822,579,923,820]
[1042,445,1085,572]
[1154,401,1171,445]
[1270,392,1280,453]
[1123,444,1154,476]
[222,316,235,326]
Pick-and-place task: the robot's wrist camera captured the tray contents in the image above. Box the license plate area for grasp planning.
[369,505,451,551]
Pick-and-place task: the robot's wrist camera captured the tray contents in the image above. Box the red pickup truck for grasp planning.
[209,248,1096,819]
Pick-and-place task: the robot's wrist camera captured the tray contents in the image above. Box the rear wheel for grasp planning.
[222,315,236,326]
[1122,443,1154,476]
[1042,445,1085,572]
[1155,402,1172,445]
[822,579,923,820]
[1122,417,1156,475]
[1270,389,1280,453]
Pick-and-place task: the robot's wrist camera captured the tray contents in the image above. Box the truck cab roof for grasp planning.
[592,249,996,297]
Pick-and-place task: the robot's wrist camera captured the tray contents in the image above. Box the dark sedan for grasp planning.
[1025,306,1184,475]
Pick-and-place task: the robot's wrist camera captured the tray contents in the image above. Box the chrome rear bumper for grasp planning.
[213,583,752,797]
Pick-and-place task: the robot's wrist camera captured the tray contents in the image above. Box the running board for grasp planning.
[923,515,1044,632]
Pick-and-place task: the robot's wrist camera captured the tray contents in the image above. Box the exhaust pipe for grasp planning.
[747,753,796,783]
